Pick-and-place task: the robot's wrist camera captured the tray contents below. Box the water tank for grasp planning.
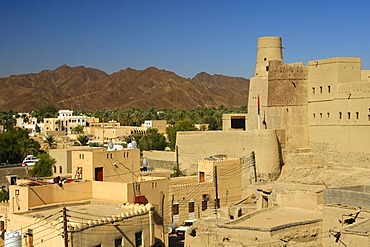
[4,231,21,247]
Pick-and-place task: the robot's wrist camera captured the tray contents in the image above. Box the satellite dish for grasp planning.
[108,141,114,150]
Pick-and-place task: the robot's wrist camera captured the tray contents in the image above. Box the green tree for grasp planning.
[166,120,197,150]
[139,128,167,151]
[170,164,186,177]
[45,135,56,149]
[0,188,9,202]
[29,153,55,177]
[0,127,29,164]
[77,135,89,146]
[72,125,84,134]
[18,138,40,158]
[32,105,58,122]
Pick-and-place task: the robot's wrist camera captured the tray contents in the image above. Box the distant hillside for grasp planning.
[0,65,249,112]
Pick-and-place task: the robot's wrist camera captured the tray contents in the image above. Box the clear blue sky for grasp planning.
[1,0,370,79]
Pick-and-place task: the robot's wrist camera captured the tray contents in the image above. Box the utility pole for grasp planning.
[175,145,179,175]
[63,207,68,247]
[160,191,165,245]
[252,151,257,183]
[214,165,219,242]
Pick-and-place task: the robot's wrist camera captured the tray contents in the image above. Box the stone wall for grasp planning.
[176,129,282,181]
[324,186,370,209]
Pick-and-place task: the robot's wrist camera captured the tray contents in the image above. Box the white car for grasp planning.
[22,155,39,166]
[175,219,197,238]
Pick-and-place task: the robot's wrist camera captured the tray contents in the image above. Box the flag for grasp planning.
[257,94,260,116]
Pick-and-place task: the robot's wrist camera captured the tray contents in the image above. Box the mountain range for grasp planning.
[0,65,250,112]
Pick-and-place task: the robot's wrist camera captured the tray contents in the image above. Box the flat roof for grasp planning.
[21,200,152,231]
[227,207,321,230]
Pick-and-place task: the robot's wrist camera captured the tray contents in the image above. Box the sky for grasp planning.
[1,0,370,79]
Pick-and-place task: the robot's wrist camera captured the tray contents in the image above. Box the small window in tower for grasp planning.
[320,86,323,93]
[327,112,330,118]
[348,112,351,119]
[312,87,315,95]
[313,113,316,118]
[320,113,323,118]
[356,112,359,119]
[339,112,342,119]
[264,57,267,61]
[328,85,331,93]
[266,66,269,72]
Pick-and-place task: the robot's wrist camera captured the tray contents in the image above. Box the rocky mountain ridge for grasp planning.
[0,65,249,111]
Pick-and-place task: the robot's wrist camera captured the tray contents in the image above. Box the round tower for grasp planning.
[254,36,283,77]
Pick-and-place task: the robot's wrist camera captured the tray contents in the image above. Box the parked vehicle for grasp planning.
[174,219,197,239]
[22,155,39,166]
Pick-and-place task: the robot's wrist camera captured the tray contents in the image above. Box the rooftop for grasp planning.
[226,206,321,231]
[20,200,152,232]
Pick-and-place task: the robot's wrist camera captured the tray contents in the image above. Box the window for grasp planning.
[114,238,123,247]
[189,201,195,213]
[266,66,269,72]
[202,194,208,211]
[348,112,351,119]
[320,86,323,93]
[172,203,179,215]
[312,87,315,94]
[328,85,331,93]
[202,201,207,211]
[53,166,56,173]
[135,231,142,247]
[327,112,330,118]
[199,172,205,182]
[356,112,359,119]
[59,166,62,173]
[95,167,103,181]
[107,154,109,159]
[313,113,316,118]
[79,154,84,159]
[110,153,113,159]
[320,113,322,118]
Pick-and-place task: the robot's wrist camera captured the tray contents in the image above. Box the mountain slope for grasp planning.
[0,65,249,111]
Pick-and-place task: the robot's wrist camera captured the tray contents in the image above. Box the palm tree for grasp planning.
[77,135,89,146]
[45,135,56,149]
[18,138,39,158]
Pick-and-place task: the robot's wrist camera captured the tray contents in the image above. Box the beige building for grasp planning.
[222,113,248,131]
[49,146,96,177]
[43,109,99,134]
[168,157,242,226]
[6,181,155,247]
[143,120,167,134]
[71,148,141,183]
